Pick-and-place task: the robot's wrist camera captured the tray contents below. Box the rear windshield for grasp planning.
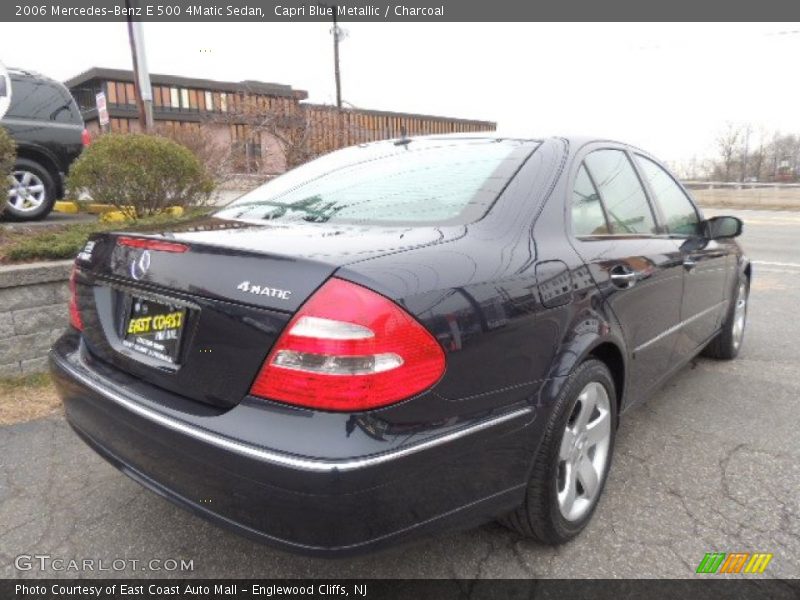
[216,139,539,226]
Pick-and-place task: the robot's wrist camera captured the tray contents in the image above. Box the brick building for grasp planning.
[65,67,496,175]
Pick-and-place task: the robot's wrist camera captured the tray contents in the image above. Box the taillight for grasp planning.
[69,265,83,331]
[250,278,446,411]
[81,128,91,147]
[117,237,189,253]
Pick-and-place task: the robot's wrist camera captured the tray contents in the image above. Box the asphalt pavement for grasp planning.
[1,208,799,579]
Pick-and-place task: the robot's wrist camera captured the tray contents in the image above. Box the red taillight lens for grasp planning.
[81,128,91,147]
[117,237,189,253]
[250,278,446,411]
[69,265,83,331]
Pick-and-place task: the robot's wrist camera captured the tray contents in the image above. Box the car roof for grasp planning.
[7,67,58,84]
[390,132,653,157]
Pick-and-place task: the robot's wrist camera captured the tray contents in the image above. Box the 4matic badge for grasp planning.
[236,281,292,300]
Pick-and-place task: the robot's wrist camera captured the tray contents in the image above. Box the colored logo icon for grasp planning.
[696,552,773,574]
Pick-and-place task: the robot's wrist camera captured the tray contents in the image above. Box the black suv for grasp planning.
[1,68,87,220]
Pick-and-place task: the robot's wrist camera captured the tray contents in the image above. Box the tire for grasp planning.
[3,158,57,221]
[702,274,749,360]
[501,359,617,544]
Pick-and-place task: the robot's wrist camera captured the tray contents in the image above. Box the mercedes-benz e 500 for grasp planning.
[51,135,749,555]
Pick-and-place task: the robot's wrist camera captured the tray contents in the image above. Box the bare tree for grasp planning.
[156,121,237,186]
[716,123,742,182]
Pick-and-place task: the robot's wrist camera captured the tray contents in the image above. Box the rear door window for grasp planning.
[584,149,657,235]
[635,154,701,236]
[572,164,610,235]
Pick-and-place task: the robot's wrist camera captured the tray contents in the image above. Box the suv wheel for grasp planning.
[501,359,617,544]
[4,158,57,221]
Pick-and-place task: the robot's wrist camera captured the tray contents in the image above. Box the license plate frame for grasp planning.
[121,295,187,365]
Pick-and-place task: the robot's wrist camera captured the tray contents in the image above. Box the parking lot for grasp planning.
[0,208,798,579]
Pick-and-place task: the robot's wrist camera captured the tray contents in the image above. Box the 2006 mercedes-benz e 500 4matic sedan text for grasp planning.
[51,135,749,555]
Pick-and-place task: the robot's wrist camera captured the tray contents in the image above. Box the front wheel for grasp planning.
[702,275,749,360]
[501,359,617,544]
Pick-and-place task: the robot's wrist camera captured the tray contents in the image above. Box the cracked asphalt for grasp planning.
[1,208,798,579]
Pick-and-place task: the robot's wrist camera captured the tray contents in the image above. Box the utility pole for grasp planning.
[331,8,343,109]
[126,0,154,132]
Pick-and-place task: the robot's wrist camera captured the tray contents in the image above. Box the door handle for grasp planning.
[683,258,697,272]
[609,265,637,289]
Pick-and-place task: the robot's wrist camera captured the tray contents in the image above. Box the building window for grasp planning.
[111,117,135,133]
[125,83,135,106]
[220,92,227,112]
[205,91,214,111]
[170,88,179,109]
[188,89,198,111]
[180,88,189,110]
[106,81,118,105]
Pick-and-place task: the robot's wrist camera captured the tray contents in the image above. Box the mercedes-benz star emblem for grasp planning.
[130,250,151,281]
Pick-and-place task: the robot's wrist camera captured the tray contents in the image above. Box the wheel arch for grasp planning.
[13,146,63,197]
[586,341,626,414]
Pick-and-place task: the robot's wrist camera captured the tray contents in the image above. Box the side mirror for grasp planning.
[703,216,743,240]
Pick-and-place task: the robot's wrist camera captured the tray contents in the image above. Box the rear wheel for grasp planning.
[702,275,749,360]
[4,158,57,221]
[501,359,617,544]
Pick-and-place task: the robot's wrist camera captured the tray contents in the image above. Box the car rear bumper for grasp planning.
[50,333,539,556]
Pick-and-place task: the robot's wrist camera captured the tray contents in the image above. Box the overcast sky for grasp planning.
[2,22,799,164]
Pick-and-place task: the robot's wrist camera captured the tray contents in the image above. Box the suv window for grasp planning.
[572,164,610,235]
[6,77,80,123]
[584,149,657,235]
[636,154,700,236]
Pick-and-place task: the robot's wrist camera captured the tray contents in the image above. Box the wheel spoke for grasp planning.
[585,409,611,448]
[574,385,597,433]
[577,456,599,498]
[558,463,578,515]
[559,428,577,460]
[27,184,44,194]
[21,172,32,186]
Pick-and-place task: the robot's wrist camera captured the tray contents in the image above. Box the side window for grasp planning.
[572,164,610,236]
[584,149,657,235]
[6,78,76,123]
[636,155,700,236]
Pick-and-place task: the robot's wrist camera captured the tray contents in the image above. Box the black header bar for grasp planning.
[4,0,800,22]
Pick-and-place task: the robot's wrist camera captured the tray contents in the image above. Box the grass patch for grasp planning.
[0,208,215,264]
[0,372,61,425]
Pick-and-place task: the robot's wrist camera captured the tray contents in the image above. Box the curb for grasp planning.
[53,201,79,214]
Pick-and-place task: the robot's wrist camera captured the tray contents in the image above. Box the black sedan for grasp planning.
[51,135,749,555]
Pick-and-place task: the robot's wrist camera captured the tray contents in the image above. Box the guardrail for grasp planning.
[683,181,800,190]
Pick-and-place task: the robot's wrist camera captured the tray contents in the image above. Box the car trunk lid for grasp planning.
[72,219,461,408]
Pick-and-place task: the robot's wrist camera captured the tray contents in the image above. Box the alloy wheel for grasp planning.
[557,381,612,522]
[7,170,47,213]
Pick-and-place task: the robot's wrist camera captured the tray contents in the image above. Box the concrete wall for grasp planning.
[0,261,72,377]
